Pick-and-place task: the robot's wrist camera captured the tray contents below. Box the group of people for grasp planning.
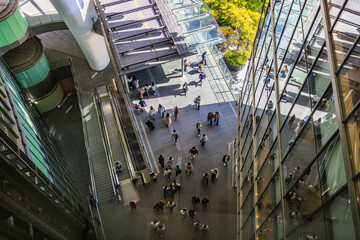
[207,111,221,126]
[130,51,233,238]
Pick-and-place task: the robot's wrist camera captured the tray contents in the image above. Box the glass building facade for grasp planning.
[237,0,360,239]
[0,59,81,211]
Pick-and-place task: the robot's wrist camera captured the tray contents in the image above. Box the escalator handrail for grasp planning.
[92,92,118,197]
[107,86,137,179]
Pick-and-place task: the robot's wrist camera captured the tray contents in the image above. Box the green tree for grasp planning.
[222,3,260,58]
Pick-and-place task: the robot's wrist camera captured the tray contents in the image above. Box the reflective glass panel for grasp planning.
[312,87,338,150]
[287,209,326,239]
[285,161,322,233]
[281,82,314,157]
[318,135,346,199]
[173,3,210,20]
[325,190,357,240]
[345,106,360,173]
[331,0,360,66]
[338,45,360,116]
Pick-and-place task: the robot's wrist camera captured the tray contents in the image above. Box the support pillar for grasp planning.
[50,0,110,71]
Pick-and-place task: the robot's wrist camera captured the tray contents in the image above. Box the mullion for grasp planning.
[335,33,360,75]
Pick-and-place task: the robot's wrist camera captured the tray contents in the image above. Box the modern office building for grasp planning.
[237,0,360,239]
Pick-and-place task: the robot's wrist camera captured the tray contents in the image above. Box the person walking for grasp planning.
[139,85,145,99]
[164,112,172,127]
[171,129,179,144]
[207,112,214,125]
[159,200,165,211]
[201,224,209,233]
[193,220,201,230]
[288,114,296,128]
[202,173,209,185]
[223,154,230,166]
[158,104,165,118]
[189,147,198,160]
[185,162,194,175]
[211,168,219,182]
[150,220,160,230]
[163,185,169,199]
[200,134,208,145]
[145,120,155,133]
[196,123,202,137]
[198,72,206,87]
[174,165,182,176]
[157,224,165,238]
[149,106,157,120]
[192,196,200,206]
[167,156,174,168]
[189,209,196,219]
[198,60,204,72]
[202,51,207,65]
[129,200,137,210]
[295,120,304,136]
[173,106,180,121]
[194,96,201,110]
[164,168,172,180]
[180,208,188,218]
[183,82,189,96]
[150,82,157,95]
[158,155,165,168]
[167,200,176,212]
[201,198,209,208]
[184,59,190,72]
[214,112,221,125]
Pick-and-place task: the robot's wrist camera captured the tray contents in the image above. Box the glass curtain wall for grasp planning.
[237,0,360,239]
[0,60,82,209]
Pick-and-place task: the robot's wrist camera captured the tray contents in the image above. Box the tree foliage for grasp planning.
[204,0,264,59]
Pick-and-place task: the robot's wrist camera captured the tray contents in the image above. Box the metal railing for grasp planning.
[207,44,242,102]
[108,86,137,178]
[94,0,153,173]
[92,92,119,199]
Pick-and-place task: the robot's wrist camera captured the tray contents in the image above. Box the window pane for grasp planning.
[325,189,357,240]
[331,0,360,67]
[281,82,314,157]
[338,46,360,116]
[308,47,331,101]
[312,87,338,150]
[285,162,322,233]
[287,209,326,239]
[345,106,360,173]
[318,135,347,199]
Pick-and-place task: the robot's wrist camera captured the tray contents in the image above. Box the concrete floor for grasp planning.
[99,52,238,240]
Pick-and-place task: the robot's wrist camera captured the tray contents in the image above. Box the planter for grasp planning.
[224,57,246,71]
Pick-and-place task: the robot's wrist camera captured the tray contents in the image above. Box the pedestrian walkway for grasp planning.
[99,51,238,239]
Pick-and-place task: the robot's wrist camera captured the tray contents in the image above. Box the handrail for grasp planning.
[107,86,137,178]
[94,0,154,172]
[77,91,98,201]
[92,92,117,197]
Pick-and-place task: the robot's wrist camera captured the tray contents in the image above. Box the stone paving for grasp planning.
[99,51,239,240]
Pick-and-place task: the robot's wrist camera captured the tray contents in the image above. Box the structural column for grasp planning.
[3,37,63,113]
[0,0,29,54]
[50,0,110,71]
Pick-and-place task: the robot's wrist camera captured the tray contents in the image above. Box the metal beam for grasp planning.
[319,0,360,238]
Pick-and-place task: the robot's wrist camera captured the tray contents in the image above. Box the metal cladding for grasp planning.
[3,36,63,113]
[0,0,29,50]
